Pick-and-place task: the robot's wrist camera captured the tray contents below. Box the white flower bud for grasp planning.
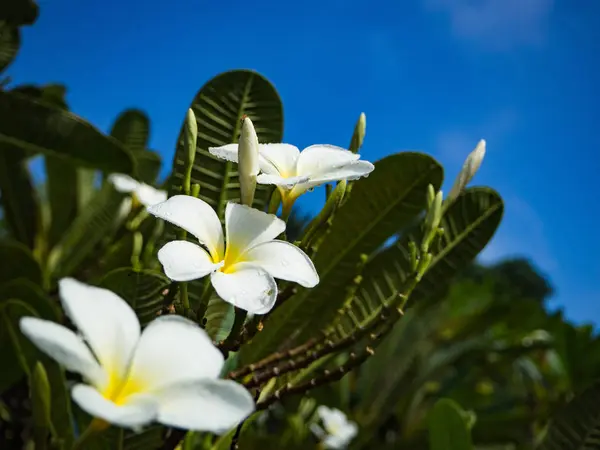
[238,116,259,206]
[448,139,486,201]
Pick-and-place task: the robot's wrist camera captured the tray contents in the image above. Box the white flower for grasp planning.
[147,196,319,314]
[109,173,167,207]
[19,278,254,433]
[311,406,358,449]
[208,143,374,209]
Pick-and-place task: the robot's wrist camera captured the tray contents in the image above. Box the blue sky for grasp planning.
[8,0,599,324]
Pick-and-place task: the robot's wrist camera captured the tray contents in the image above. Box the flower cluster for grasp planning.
[19,123,374,443]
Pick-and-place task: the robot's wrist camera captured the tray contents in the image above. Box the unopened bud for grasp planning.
[238,117,259,206]
[349,112,366,153]
[426,184,436,208]
[185,109,198,167]
[31,362,51,430]
[448,139,486,202]
[182,109,198,195]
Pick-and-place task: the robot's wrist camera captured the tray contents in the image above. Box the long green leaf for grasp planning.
[0,281,56,393]
[98,268,169,326]
[241,152,443,363]
[167,69,283,218]
[0,240,41,285]
[48,183,127,278]
[0,144,39,248]
[539,379,600,450]
[428,398,473,450]
[0,21,19,73]
[339,188,504,334]
[0,90,136,173]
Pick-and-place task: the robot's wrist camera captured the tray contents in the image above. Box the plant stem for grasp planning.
[71,419,107,450]
[219,308,248,356]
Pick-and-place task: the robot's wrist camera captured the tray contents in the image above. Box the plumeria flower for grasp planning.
[208,143,374,215]
[147,196,319,314]
[19,278,254,433]
[109,173,167,207]
[311,406,358,449]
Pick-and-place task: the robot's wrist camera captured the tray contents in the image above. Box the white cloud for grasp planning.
[424,0,553,51]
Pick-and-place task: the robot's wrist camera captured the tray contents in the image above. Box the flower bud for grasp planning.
[448,139,486,201]
[31,362,51,430]
[238,116,259,206]
[349,112,366,154]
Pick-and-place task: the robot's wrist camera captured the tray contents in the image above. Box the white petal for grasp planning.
[224,203,285,262]
[208,143,240,164]
[147,195,224,260]
[242,240,319,288]
[339,422,358,440]
[310,423,326,439]
[58,278,140,383]
[318,406,348,427]
[127,316,224,392]
[108,173,139,193]
[72,384,158,430]
[256,173,309,188]
[19,317,106,389]
[323,434,347,449]
[291,160,375,197]
[296,144,359,177]
[158,241,223,282]
[135,184,168,207]
[155,379,254,434]
[258,143,300,177]
[211,265,277,314]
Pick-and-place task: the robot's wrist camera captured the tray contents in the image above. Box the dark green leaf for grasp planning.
[48,183,127,278]
[98,268,169,326]
[428,398,473,450]
[109,109,160,183]
[204,294,234,342]
[0,144,40,248]
[0,280,56,393]
[539,379,600,450]
[0,240,41,285]
[0,90,135,173]
[0,0,39,26]
[241,152,443,363]
[0,21,19,73]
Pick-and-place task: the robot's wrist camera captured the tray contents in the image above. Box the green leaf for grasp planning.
[48,183,127,278]
[539,379,600,450]
[204,294,234,342]
[109,109,150,151]
[98,268,169,326]
[45,157,79,246]
[0,21,19,73]
[0,90,135,173]
[0,0,39,26]
[167,69,283,218]
[0,144,40,248]
[109,109,160,183]
[241,152,443,363]
[341,187,504,333]
[428,398,473,450]
[0,240,41,285]
[0,280,56,393]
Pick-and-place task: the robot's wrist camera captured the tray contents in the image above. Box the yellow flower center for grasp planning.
[101,370,146,406]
